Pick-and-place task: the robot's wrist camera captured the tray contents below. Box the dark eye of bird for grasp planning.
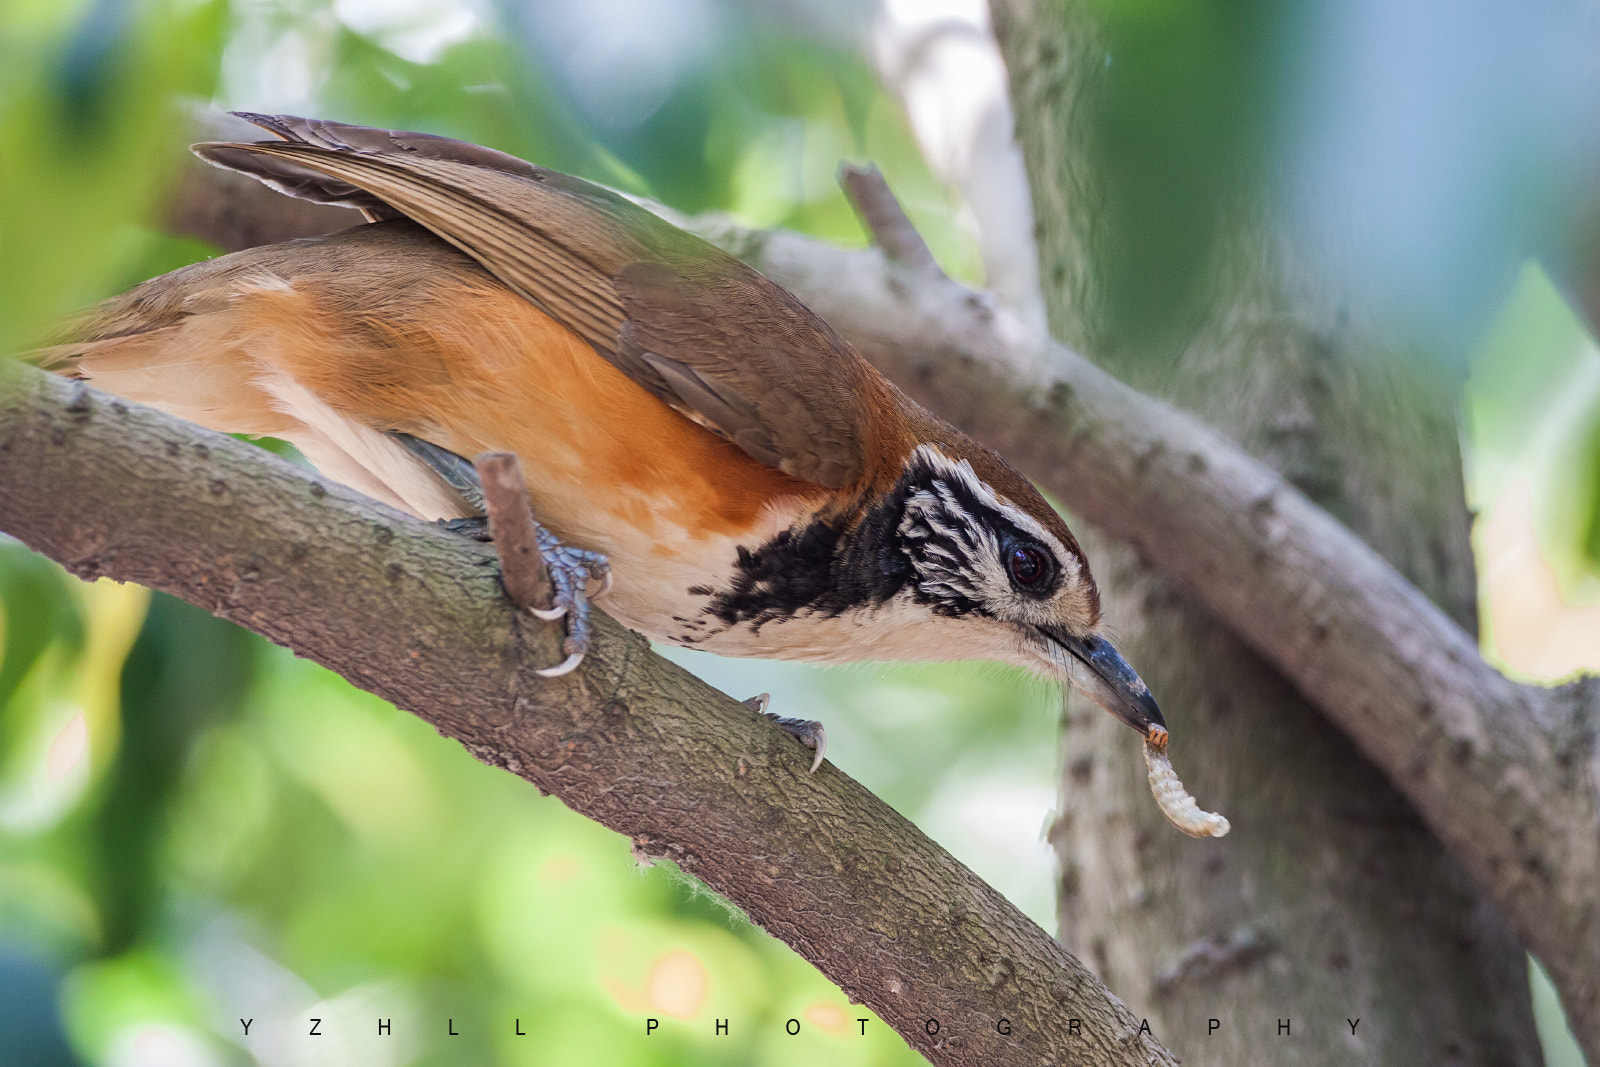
[1006,543,1051,589]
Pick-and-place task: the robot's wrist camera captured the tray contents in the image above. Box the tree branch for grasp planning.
[163,153,1600,1053]
[838,163,947,280]
[687,215,1600,1058]
[0,363,1177,1067]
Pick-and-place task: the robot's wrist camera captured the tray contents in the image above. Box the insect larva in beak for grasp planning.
[1144,736,1230,838]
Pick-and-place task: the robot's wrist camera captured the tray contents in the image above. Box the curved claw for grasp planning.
[591,570,614,600]
[536,651,585,678]
[806,726,828,774]
[530,604,568,621]
[764,711,827,774]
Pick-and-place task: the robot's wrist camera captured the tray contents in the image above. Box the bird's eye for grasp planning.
[1006,543,1051,589]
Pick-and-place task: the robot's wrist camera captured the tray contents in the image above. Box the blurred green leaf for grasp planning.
[60,948,206,1064]
[0,546,84,716]
[90,594,255,955]
[1467,262,1600,595]
[1580,417,1600,571]
[0,0,224,351]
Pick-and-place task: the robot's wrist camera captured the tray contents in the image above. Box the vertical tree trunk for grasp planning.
[990,1,1544,1063]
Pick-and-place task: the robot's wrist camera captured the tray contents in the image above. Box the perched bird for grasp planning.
[39,113,1167,772]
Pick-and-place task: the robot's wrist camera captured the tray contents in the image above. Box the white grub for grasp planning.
[1144,738,1230,838]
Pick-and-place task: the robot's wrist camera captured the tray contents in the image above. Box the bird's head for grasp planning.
[887,443,1167,744]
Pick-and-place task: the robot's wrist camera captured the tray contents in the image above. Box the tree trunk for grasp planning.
[990,1,1544,1063]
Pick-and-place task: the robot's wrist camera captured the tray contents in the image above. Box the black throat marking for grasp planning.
[695,447,1038,632]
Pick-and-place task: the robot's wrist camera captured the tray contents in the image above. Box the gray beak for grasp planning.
[1042,629,1168,743]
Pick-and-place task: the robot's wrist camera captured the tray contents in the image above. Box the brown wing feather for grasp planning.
[193,114,888,489]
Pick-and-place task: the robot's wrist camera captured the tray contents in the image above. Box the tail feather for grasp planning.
[30,221,486,521]
[29,326,179,375]
[39,326,304,439]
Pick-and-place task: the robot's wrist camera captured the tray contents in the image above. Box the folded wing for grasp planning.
[193,113,886,490]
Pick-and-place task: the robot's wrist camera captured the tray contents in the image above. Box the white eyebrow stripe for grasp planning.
[909,444,1077,579]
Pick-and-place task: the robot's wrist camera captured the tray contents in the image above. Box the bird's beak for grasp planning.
[1037,627,1168,744]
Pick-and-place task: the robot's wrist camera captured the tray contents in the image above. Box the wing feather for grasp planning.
[194,115,882,488]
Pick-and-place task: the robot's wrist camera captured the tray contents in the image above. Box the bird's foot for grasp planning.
[530,524,611,678]
[744,693,827,773]
[398,432,611,677]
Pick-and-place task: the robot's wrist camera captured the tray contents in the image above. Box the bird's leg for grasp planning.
[440,516,493,542]
[393,432,488,512]
[392,433,611,676]
[742,693,828,774]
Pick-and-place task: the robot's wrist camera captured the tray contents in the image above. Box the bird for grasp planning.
[38,113,1167,772]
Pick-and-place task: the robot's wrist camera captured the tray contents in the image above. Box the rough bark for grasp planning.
[0,364,1178,1067]
[990,0,1546,1063]
[163,134,1600,1058]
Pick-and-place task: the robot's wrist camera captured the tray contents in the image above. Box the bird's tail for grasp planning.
[24,232,483,522]
[24,273,302,440]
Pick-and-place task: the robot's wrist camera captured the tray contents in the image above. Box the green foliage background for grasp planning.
[1,1,1596,1065]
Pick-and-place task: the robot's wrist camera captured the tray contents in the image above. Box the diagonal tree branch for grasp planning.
[686,213,1600,1059]
[0,363,1176,1067]
[161,153,1600,1053]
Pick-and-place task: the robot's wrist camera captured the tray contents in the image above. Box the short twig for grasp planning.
[838,162,947,279]
[473,452,553,612]
[1153,927,1272,995]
